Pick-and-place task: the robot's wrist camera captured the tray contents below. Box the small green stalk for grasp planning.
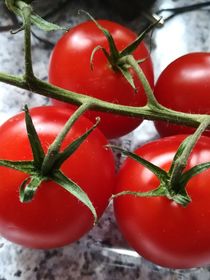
[169,117,210,192]
[41,102,92,175]
[118,54,160,107]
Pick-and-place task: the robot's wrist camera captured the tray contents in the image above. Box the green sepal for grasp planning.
[6,0,67,32]
[180,162,210,186]
[24,105,45,168]
[51,170,97,224]
[168,120,210,202]
[90,46,111,71]
[109,145,168,181]
[19,175,45,202]
[53,117,100,170]
[119,20,159,57]
[169,119,210,180]
[117,65,137,92]
[0,159,35,174]
[167,188,191,206]
[165,137,193,205]
[79,10,119,63]
[112,185,166,199]
[30,13,67,32]
[168,135,192,175]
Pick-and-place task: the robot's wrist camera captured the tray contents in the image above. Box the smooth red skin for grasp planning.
[0,106,115,249]
[114,135,210,269]
[154,52,210,137]
[48,20,154,139]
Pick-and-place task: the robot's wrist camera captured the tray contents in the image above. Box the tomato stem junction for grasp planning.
[41,102,93,175]
[0,105,99,223]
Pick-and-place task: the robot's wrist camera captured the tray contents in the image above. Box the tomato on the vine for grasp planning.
[154,52,210,137]
[48,20,154,139]
[114,135,210,269]
[0,106,115,249]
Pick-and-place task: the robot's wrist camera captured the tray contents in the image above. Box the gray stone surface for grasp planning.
[0,0,210,279]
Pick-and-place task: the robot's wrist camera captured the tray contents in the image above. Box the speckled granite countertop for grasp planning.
[1,0,210,279]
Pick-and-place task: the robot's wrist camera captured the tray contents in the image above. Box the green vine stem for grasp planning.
[0,72,206,130]
[21,5,34,79]
[118,54,159,107]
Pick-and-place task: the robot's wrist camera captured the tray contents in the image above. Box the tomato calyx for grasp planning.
[110,118,210,206]
[80,10,157,91]
[0,104,99,223]
[109,145,190,205]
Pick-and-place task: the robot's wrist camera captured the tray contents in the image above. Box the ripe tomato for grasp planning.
[48,20,154,139]
[114,135,210,269]
[0,106,115,249]
[154,52,210,137]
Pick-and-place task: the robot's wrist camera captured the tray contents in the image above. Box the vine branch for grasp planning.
[0,71,207,130]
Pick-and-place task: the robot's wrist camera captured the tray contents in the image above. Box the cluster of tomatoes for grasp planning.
[1,18,210,270]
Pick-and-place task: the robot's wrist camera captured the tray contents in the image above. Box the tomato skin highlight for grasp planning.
[0,106,115,249]
[154,52,210,137]
[48,20,154,139]
[114,135,210,269]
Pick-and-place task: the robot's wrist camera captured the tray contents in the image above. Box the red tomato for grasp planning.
[154,52,210,137]
[114,135,210,269]
[0,106,115,249]
[48,20,154,139]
